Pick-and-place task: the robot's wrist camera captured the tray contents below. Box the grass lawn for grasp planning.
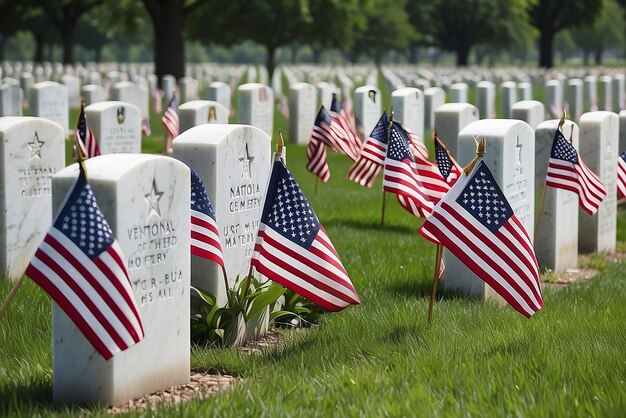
[2,80,625,416]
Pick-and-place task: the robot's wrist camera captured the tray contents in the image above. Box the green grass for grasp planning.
[1,144,626,417]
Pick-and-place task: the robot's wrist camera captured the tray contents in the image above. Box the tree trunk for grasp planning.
[290,45,298,63]
[0,37,6,62]
[408,45,418,64]
[62,24,76,64]
[594,48,603,65]
[33,31,45,63]
[265,45,276,81]
[152,4,186,86]
[456,45,471,67]
[312,48,322,63]
[538,28,554,68]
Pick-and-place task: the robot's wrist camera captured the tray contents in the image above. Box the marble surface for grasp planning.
[110,81,149,122]
[0,117,65,280]
[237,83,274,136]
[612,75,625,111]
[619,110,626,152]
[29,81,69,137]
[85,101,141,154]
[501,81,516,119]
[477,81,495,119]
[207,81,232,111]
[535,120,579,272]
[584,76,597,112]
[288,82,316,145]
[518,82,532,101]
[450,83,468,103]
[578,111,618,253]
[511,100,545,129]
[424,87,445,131]
[60,74,81,108]
[354,85,382,140]
[545,80,563,118]
[179,100,228,134]
[392,87,424,140]
[178,77,199,102]
[316,82,338,110]
[0,83,23,116]
[172,124,271,305]
[444,119,535,300]
[434,103,479,159]
[82,84,105,106]
[567,79,583,121]
[161,75,177,102]
[599,76,613,111]
[51,154,190,406]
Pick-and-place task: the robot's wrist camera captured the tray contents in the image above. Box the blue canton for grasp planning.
[315,106,332,126]
[54,173,114,258]
[191,170,216,220]
[330,93,342,112]
[435,140,452,179]
[370,112,389,144]
[262,160,320,248]
[550,129,578,164]
[456,161,513,233]
[77,110,87,140]
[620,150,626,162]
[386,123,413,162]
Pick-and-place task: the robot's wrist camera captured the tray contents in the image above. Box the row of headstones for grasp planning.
[0,116,274,406]
[431,107,620,299]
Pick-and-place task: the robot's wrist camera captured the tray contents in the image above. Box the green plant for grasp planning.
[270,289,323,328]
[190,275,286,346]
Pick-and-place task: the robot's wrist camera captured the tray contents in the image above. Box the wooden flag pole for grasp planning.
[1,119,91,320]
[427,244,443,325]
[380,108,394,226]
[534,110,566,247]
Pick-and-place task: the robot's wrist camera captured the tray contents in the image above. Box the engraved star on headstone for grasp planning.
[145,179,163,220]
[27,132,45,160]
[514,134,523,176]
[239,144,254,182]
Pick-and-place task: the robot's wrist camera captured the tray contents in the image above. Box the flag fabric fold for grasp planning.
[312,104,360,162]
[545,127,606,215]
[383,122,434,218]
[74,103,100,159]
[419,160,543,318]
[25,168,144,359]
[162,95,180,140]
[617,151,626,198]
[329,94,362,160]
[435,137,462,186]
[251,156,360,311]
[347,112,388,187]
[306,135,331,183]
[190,170,225,269]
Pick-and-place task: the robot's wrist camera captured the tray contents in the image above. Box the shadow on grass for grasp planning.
[324,219,417,235]
[0,380,56,415]
[383,277,439,300]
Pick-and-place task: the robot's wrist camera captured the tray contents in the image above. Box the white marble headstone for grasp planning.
[599,76,612,111]
[434,103,479,159]
[501,81,517,119]
[85,101,141,154]
[29,81,69,137]
[81,84,105,106]
[444,119,535,300]
[517,82,532,101]
[450,83,468,103]
[179,77,199,102]
[161,74,177,103]
[535,119,579,272]
[0,83,23,116]
[620,110,626,152]
[578,111,618,253]
[179,100,228,133]
[545,79,563,118]
[51,154,190,406]
[0,117,65,280]
[237,83,274,136]
[60,74,81,108]
[110,81,149,125]
[172,124,271,305]
[477,81,495,119]
[584,75,598,111]
[392,87,424,140]
[207,81,232,112]
[612,74,625,111]
[354,85,382,140]
[567,79,583,121]
[511,100,545,129]
[424,87,445,132]
[316,82,338,110]
[288,82,316,145]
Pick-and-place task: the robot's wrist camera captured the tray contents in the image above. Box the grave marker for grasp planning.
[392,87,424,140]
[237,83,274,136]
[30,81,69,136]
[288,82,316,145]
[179,100,228,133]
[207,81,232,112]
[354,85,382,139]
[434,103,479,158]
[0,82,23,116]
[511,100,545,129]
[450,83,468,103]
[567,79,583,121]
[85,101,141,154]
[501,81,517,119]
[477,81,495,119]
[424,87,445,132]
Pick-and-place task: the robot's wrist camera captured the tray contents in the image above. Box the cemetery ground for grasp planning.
[1,135,625,416]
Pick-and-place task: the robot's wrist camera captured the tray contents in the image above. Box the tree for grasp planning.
[422,0,530,66]
[571,0,624,65]
[141,0,209,82]
[350,0,415,65]
[529,0,603,68]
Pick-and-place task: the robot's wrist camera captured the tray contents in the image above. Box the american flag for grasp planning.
[347,112,388,187]
[141,117,152,136]
[383,122,434,218]
[435,136,461,185]
[190,170,225,269]
[330,94,362,160]
[618,151,626,198]
[162,94,179,140]
[545,127,606,215]
[311,105,359,162]
[251,156,360,311]
[306,135,330,183]
[25,167,144,359]
[75,102,100,158]
[419,160,544,318]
